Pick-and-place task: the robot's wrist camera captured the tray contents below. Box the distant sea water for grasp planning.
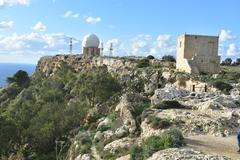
[0,63,36,87]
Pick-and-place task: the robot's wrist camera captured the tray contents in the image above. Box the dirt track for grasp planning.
[186,135,240,160]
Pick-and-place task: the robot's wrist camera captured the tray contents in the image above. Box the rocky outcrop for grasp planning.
[115,93,148,134]
[103,137,134,154]
[147,148,231,160]
[151,86,190,105]
[154,109,240,136]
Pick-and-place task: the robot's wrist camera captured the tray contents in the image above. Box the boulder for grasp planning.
[151,87,190,105]
[115,126,128,138]
[103,137,134,154]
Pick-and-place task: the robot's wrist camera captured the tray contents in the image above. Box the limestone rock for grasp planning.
[97,117,112,131]
[151,86,190,105]
[103,137,134,154]
[115,126,128,138]
[115,93,147,134]
[75,154,91,160]
[116,154,130,160]
[147,148,231,160]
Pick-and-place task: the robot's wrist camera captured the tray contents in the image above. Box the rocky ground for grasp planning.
[8,55,240,160]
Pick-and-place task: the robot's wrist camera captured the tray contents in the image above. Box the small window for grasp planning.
[180,41,182,48]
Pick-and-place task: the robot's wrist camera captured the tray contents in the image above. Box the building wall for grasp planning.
[83,47,100,58]
[176,34,220,74]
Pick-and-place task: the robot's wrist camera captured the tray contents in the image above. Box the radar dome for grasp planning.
[82,34,100,48]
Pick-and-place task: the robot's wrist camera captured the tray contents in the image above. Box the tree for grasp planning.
[0,117,18,156]
[162,55,176,62]
[77,68,121,107]
[221,58,232,66]
[235,58,240,65]
[7,70,30,87]
[147,55,155,60]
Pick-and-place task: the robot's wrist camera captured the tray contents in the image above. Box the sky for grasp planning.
[0,0,240,64]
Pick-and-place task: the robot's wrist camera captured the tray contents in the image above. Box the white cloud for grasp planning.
[32,21,47,32]
[0,32,81,63]
[219,29,233,41]
[85,16,101,25]
[0,21,14,29]
[130,34,152,55]
[156,35,171,48]
[227,43,240,56]
[0,0,31,7]
[63,11,79,18]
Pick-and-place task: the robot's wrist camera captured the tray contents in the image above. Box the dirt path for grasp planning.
[186,135,240,160]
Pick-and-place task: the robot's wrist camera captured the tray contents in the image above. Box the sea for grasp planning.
[0,63,36,87]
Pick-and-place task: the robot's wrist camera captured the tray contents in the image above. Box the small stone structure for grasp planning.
[176,34,220,74]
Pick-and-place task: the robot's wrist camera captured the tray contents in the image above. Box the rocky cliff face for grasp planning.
[36,55,139,76]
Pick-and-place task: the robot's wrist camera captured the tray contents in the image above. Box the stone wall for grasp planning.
[176,34,220,74]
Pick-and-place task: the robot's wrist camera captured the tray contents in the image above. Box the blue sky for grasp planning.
[0,0,240,64]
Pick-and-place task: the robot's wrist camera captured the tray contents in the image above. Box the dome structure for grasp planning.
[82,34,100,48]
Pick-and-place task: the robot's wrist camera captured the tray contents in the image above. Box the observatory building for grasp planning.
[176,34,220,74]
[82,34,101,58]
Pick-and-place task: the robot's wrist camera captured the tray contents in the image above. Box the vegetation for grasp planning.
[7,70,30,87]
[153,100,184,109]
[212,80,233,94]
[162,55,176,62]
[221,58,232,66]
[0,64,121,159]
[147,55,155,60]
[147,116,172,129]
[130,128,185,159]
[137,58,150,68]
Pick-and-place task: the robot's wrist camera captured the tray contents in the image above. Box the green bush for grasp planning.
[130,145,144,160]
[147,116,172,129]
[147,55,155,60]
[141,128,185,158]
[97,124,112,132]
[137,58,150,68]
[212,80,233,94]
[154,100,184,109]
[7,70,30,87]
[162,55,176,62]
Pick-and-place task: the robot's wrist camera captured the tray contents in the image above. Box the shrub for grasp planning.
[130,145,144,160]
[212,80,233,94]
[147,55,155,60]
[164,128,186,147]
[147,116,172,129]
[75,133,92,155]
[154,100,184,109]
[127,78,145,93]
[137,58,150,68]
[162,55,176,62]
[221,58,232,66]
[97,124,112,132]
[142,128,185,158]
[7,70,30,87]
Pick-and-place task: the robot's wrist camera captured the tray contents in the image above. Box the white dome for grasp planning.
[82,34,100,48]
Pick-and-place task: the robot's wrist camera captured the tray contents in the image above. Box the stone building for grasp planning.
[176,34,220,74]
[82,34,100,58]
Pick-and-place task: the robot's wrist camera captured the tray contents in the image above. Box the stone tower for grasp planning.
[176,34,220,74]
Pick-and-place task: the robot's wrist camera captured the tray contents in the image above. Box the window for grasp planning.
[180,41,182,48]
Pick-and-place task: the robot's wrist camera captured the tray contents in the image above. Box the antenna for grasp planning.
[109,43,113,57]
[100,42,104,56]
[69,38,73,54]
